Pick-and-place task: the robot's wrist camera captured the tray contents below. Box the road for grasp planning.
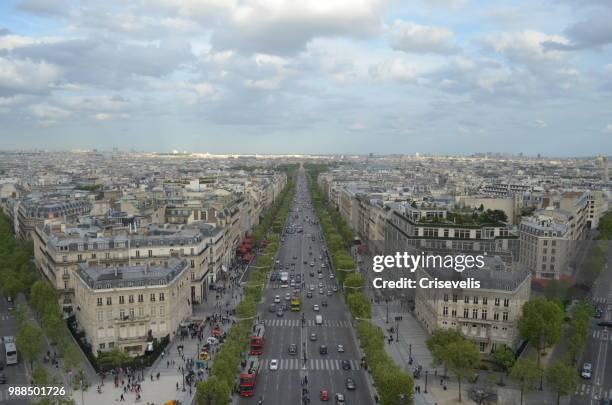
[237,167,374,405]
[572,244,612,405]
[0,293,29,405]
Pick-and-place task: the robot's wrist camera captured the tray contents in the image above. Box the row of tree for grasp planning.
[304,164,414,405]
[195,168,296,405]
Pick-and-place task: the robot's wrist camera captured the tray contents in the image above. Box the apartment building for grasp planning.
[33,221,221,312]
[415,258,531,353]
[15,198,92,239]
[73,258,191,356]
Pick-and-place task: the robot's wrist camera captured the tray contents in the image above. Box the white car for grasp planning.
[329,274,335,279]
[206,337,218,345]
[274,295,281,303]
[285,293,291,301]
[581,363,592,379]
[270,359,279,370]
[337,344,345,353]
[313,304,320,311]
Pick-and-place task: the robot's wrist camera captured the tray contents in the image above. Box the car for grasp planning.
[321,263,327,268]
[309,285,315,291]
[309,271,315,277]
[285,293,291,301]
[293,255,298,260]
[313,304,320,311]
[290,281,296,287]
[345,378,356,390]
[581,363,593,379]
[307,291,313,298]
[329,274,335,279]
[0,372,6,384]
[319,255,323,260]
[319,345,328,355]
[320,389,330,401]
[317,268,322,274]
[288,344,298,355]
[276,309,284,317]
[304,260,308,264]
[319,289,324,294]
[310,262,315,267]
[332,286,338,292]
[269,304,276,313]
[274,295,281,303]
[270,359,279,370]
[594,309,603,319]
[206,336,218,345]
[337,344,345,353]
[318,282,324,288]
[598,321,612,327]
[327,290,332,296]
[322,300,328,307]
[341,360,351,370]
[318,274,323,279]
[310,333,318,341]
[334,393,346,404]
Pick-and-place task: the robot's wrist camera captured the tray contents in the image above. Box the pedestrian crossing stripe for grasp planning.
[591,330,612,340]
[592,297,607,304]
[263,319,350,327]
[260,359,361,371]
[575,385,612,400]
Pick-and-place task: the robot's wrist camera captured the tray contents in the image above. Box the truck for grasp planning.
[249,323,265,355]
[290,296,301,311]
[238,356,261,397]
[2,336,18,365]
[280,272,289,288]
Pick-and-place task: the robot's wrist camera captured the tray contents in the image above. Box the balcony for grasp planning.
[114,315,150,324]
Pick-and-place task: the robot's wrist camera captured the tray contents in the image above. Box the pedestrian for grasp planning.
[150,374,153,382]
[120,394,125,402]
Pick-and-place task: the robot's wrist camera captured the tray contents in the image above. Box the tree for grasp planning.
[518,299,564,364]
[346,292,371,319]
[445,339,480,402]
[196,376,230,405]
[510,356,540,405]
[343,272,364,291]
[426,329,463,376]
[16,322,43,371]
[546,361,578,405]
[491,346,515,385]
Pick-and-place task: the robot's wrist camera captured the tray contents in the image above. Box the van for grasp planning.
[315,315,323,325]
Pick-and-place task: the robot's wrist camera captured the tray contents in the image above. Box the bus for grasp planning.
[280,272,289,288]
[2,336,18,365]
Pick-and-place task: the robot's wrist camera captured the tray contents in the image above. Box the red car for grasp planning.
[320,390,329,401]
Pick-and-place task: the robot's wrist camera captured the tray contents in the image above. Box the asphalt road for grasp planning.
[572,245,612,405]
[0,293,29,405]
[237,167,374,405]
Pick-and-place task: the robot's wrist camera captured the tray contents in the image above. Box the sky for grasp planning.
[0,0,611,156]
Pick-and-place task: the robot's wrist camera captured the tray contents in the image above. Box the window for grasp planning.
[129,295,134,304]
[151,305,156,316]
[463,309,469,318]
[481,310,487,320]
[108,342,114,348]
[97,298,103,306]
[451,309,457,317]
[119,309,125,319]
[106,297,112,305]
[551,240,556,246]
[150,294,156,302]
[494,298,500,306]
[99,343,106,349]
[464,296,470,304]
[443,294,449,302]
[473,296,479,304]
[159,305,165,316]
[443,307,448,316]
[148,250,153,257]
[62,256,67,262]
[129,308,135,318]
[503,312,509,321]
[77,254,82,262]
[543,240,548,246]
[97,310,103,321]
[159,293,165,302]
[105,253,110,259]
[138,294,143,303]
[119,296,125,304]
[503,299,509,307]
[482,297,487,305]
[91,253,96,259]
[494,312,500,321]
[138,307,144,317]
[190,260,195,268]
[136,250,140,258]
[443,229,449,238]
[479,342,486,352]
[472,309,478,319]
[452,294,458,302]
[107,310,113,320]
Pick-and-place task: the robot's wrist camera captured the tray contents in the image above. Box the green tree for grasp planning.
[509,356,540,405]
[426,328,463,377]
[346,292,371,319]
[491,346,515,385]
[445,339,480,402]
[196,376,230,405]
[343,272,364,291]
[546,361,578,405]
[16,322,43,370]
[518,299,564,364]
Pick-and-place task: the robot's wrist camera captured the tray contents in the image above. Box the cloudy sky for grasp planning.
[0,0,611,155]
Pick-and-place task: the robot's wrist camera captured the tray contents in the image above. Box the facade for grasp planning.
[414,258,531,353]
[16,198,92,239]
[73,259,191,356]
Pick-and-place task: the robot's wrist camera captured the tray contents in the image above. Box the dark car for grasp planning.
[276,309,284,317]
[598,321,612,327]
[345,378,356,390]
[269,304,276,313]
[288,344,298,355]
[319,345,328,355]
[335,393,346,404]
[322,300,328,307]
[0,372,6,384]
[307,291,313,298]
[341,360,351,370]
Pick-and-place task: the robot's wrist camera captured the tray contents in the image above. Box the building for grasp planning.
[415,257,531,353]
[73,258,191,356]
[16,198,92,239]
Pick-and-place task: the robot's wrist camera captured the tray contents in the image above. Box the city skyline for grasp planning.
[1,0,611,155]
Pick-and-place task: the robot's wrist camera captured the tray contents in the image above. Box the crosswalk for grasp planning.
[0,313,11,321]
[575,384,612,400]
[260,358,361,371]
[592,297,608,305]
[264,319,351,327]
[591,330,612,340]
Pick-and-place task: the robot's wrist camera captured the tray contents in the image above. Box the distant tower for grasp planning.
[596,156,609,182]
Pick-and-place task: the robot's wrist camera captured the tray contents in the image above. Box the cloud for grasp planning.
[480,30,569,67]
[0,57,61,96]
[545,11,612,50]
[30,103,72,126]
[210,0,385,55]
[606,124,612,133]
[389,20,457,54]
[17,0,69,16]
[369,58,424,83]
[93,113,130,121]
[346,122,366,131]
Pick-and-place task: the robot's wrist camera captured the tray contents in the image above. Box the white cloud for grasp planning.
[93,113,130,121]
[347,122,366,131]
[0,57,61,95]
[389,20,457,54]
[369,58,425,83]
[30,103,72,126]
[481,30,569,66]
[606,124,612,133]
